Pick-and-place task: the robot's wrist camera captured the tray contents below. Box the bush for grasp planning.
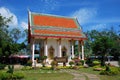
[26,60,32,66]
[100,70,118,75]
[0,63,6,70]
[93,66,105,71]
[105,64,110,71]
[51,60,58,70]
[72,66,80,70]
[57,66,70,69]
[41,56,47,60]
[92,60,101,66]
[80,60,85,65]
[40,66,51,70]
[7,65,14,74]
[51,61,58,67]
[0,72,12,80]
[69,61,74,67]
[21,66,32,70]
[13,72,25,79]
[0,72,25,80]
[100,67,119,75]
[86,58,93,66]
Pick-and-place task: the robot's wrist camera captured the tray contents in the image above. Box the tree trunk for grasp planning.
[101,55,105,66]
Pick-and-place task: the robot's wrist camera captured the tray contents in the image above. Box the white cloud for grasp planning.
[88,24,107,31]
[20,22,28,29]
[72,8,97,24]
[0,7,18,27]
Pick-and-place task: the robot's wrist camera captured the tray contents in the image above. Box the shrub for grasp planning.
[21,66,32,70]
[51,60,58,70]
[57,66,70,69]
[92,60,101,66]
[69,61,74,67]
[72,66,80,70]
[7,65,14,74]
[100,67,119,75]
[118,67,120,72]
[110,67,119,74]
[80,60,85,65]
[26,60,32,66]
[0,72,12,80]
[41,56,47,67]
[105,64,110,71]
[13,72,25,79]
[41,56,47,60]
[0,72,25,80]
[86,58,93,66]
[40,66,51,70]
[100,70,118,75]
[0,63,6,70]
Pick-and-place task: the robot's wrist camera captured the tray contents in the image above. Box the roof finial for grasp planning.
[27,7,31,13]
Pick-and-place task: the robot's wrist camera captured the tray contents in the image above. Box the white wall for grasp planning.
[47,39,58,57]
[45,38,71,58]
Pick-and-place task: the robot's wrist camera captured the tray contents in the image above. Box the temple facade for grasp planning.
[28,11,87,66]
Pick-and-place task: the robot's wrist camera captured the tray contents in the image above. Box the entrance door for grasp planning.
[48,46,54,59]
[62,46,67,57]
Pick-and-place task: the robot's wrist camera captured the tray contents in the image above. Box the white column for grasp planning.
[44,38,48,56]
[59,39,62,57]
[81,41,84,60]
[32,40,35,67]
[78,41,81,59]
[72,40,74,58]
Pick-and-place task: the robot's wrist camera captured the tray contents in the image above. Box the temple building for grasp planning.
[28,11,87,66]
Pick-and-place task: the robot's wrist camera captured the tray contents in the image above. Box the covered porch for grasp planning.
[30,38,85,66]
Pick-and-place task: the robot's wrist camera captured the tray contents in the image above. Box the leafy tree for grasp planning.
[0,14,12,57]
[10,28,21,43]
[85,27,120,66]
[92,36,114,66]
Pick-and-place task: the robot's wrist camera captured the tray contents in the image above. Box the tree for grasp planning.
[0,14,12,57]
[85,27,120,66]
[10,28,21,43]
[92,36,114,66]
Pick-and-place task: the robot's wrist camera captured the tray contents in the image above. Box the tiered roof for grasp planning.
[28,11,86,42]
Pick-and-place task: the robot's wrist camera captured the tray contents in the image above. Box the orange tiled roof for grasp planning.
[34,29,82,36]
[28,12,86,40]
[33,15,78,28]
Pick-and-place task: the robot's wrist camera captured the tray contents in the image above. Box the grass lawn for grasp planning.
[78,67,120,80]
[20,69,74,80]
[25,73,73,80]
[1,66,120,80]
[21,67,120,80]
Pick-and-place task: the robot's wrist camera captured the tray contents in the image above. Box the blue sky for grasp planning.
[0,0,120,33]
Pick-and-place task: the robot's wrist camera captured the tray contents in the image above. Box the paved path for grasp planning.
[83,73,100,80]
[106,61,119,67]
[62,69,100,80]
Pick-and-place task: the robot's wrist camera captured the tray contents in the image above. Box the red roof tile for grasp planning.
[34,29,82,36]
[33,15,78,28]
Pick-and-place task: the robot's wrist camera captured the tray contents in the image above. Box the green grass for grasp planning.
[79,67,100,75]
[1,66,120,80]
[25,73,73,80]
[78,67,120,80]
[99,74,120,80]
[20,69,74,80]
